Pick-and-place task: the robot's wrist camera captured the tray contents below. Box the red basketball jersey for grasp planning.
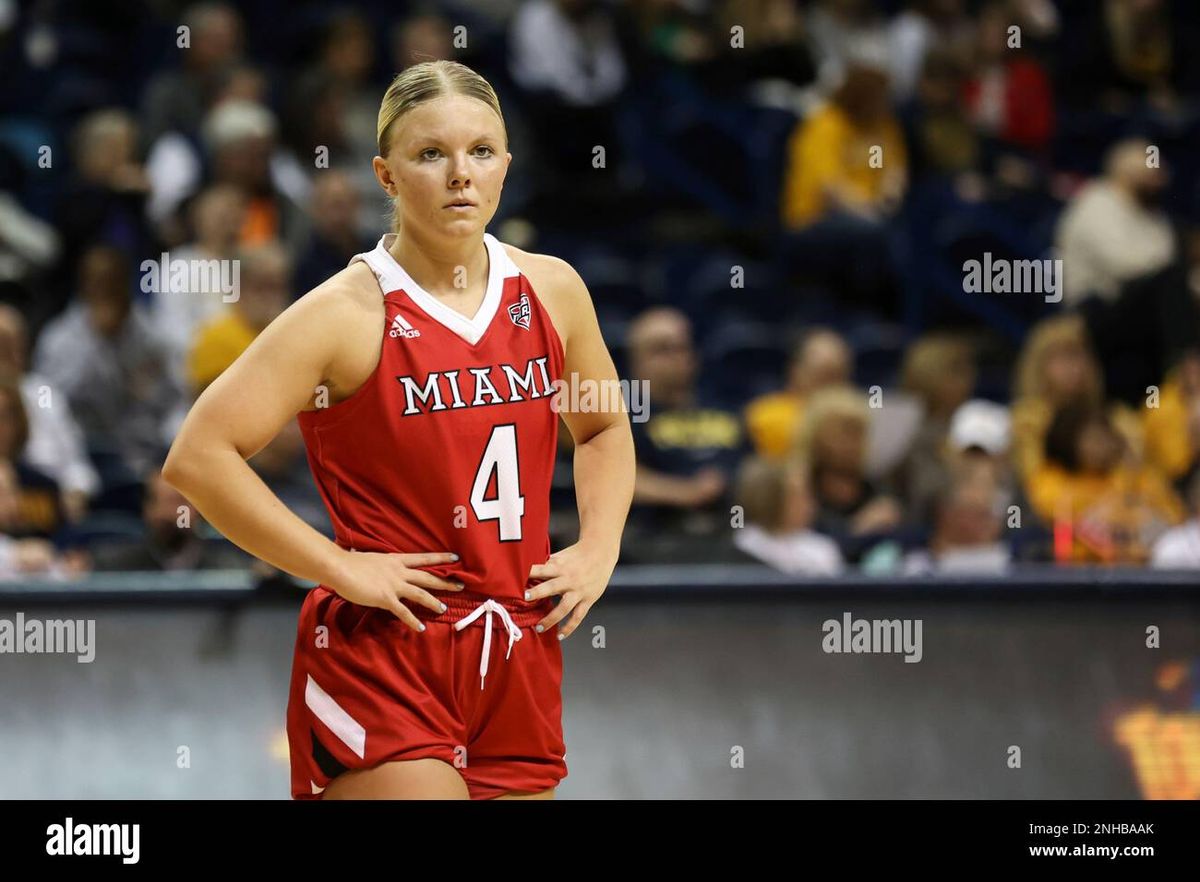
[297,232,565,603]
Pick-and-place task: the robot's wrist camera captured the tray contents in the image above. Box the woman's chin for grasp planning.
[437,216,488,236]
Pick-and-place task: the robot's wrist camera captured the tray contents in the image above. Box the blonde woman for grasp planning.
[794,384,903,546]
[893,332,977,523]
[1011,314,1141,484]
[164,61,635,800]
[731,455,843,576]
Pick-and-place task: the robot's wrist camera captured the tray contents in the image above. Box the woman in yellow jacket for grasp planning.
[1026,401,1183,564]
[1141,351,1200,484]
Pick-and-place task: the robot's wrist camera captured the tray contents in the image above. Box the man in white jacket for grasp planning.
[0,304,98,522]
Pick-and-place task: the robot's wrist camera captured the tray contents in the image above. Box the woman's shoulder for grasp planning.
[497,241,592,345]
[289,259,385,328]
[498,241,584,296]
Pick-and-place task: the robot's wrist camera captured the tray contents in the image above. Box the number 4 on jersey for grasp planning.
[470,424,525,541]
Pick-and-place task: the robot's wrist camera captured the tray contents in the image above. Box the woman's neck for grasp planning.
[389,229,489,300]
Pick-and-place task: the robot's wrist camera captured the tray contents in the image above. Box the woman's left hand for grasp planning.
[526,542,619,641]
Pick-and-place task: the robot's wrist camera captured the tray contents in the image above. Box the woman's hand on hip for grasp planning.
[331,549,464,632]
[526,542,619,641]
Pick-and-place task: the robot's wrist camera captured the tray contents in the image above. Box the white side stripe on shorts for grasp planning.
[305,674,366,759]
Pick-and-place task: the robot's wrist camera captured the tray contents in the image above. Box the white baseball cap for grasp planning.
[948,400,1011,455]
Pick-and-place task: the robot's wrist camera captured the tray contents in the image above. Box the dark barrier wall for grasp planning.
[1,568,1197,798]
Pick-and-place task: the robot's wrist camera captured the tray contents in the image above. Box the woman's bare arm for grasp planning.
[163,268,363,585]
[162,264,462,627]
[511,249,635,639]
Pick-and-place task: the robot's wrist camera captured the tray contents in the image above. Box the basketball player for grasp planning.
[162,60,635,799]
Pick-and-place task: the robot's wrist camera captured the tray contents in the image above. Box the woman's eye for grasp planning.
[474,145,494,157]
[420,149,440,160]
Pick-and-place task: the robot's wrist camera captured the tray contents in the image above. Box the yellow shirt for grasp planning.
[188,310,257,393]
[781,103,907,229]
[1012,397,1145,483]
[744,391,804,460]
[1142,378,1193,481]
[1026,462,1184,562]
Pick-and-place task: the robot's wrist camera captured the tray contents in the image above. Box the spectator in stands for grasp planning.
[1142,350,1200,487]
[293,171,373,298]
[887,0,974,103]
[0,378,64,540]
[1061,0,1196,113]
[891,332,977,523]
[780,60,907,311]
[1055,138,1176,306]
[0,305,98,522]
[712,0,818,107]
[150,184,246,395]
[795,384,903,557]
[731,455,844,575]
[50,109,155,322]
[508,0,630,223]
[285,11,379,209]
[88,468,251,571]
[902,457,1011,573]
[188,241,290,394]
[1011,314,1140,484]
[945,398,1016,514]
[628,0,716,68]
[510,0,628,108]
[392,9,454,70]
[144,63,269,240]
[805,0,890,93]
[782,61,908,230]
[200,100,308,251]
[901,48,981,184]
[962,0,1055,154]
[139,2,245,144]
[628,307,746,537]
[1026,401,1182,564]
[1075,225,1200,411]
[32,245,180,483]
[0,460,80,579]
[744,327,852,461]
[1151,471,1200,569]
[0,147,60,305]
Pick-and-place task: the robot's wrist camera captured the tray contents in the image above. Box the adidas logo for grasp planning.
[389,314,421,339]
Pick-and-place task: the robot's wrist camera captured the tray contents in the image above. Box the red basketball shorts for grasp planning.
[286,585,567,799]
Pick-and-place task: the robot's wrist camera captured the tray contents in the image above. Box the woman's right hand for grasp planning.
[330,550,464,632]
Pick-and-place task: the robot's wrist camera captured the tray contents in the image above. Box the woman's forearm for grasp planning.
[162,446,346,587]
[572,421,635,555]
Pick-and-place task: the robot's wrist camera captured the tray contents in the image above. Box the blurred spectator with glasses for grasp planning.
[628,307,746,548]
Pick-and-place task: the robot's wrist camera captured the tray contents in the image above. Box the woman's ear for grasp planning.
[372,155,395,195]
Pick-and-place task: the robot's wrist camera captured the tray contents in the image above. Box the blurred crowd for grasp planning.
[2,0,1200,579]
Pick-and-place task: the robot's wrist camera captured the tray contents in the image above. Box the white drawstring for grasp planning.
[453,599,524,690]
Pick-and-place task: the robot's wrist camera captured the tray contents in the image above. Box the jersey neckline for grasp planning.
[364,232,506,346]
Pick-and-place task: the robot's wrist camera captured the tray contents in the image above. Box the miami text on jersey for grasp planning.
[396,354,554,416]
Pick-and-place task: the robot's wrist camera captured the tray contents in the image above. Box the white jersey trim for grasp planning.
[349,232,519,346]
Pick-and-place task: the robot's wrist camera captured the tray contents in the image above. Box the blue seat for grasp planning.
[700,320,790,406]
